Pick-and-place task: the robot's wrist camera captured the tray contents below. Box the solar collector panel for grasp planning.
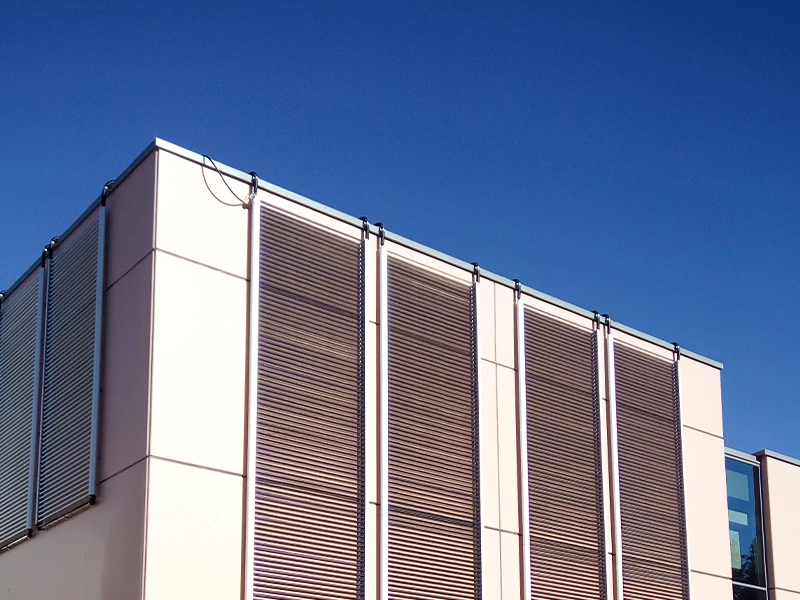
[0,270,43,548]
[36,207,104,528]
[613,341,689,600]
[252,206,366,599]
[524,308,607,600]
[386,256,481,600]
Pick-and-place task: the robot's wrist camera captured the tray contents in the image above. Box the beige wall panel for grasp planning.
[105,150,156,286]
[144,459,243,600]
[522,295,593,332]
[596,329,607,401]
[689,571,733,600]
[366,237,379,502]
[367,502,378,600]
[150,252,246,474]
[600,398,613,549]
[100,254,153,481]
[497,364,519,533]
[479,280,496,362]
[611,329,674,362]
[500,531,522,600]
[495,284,515,369]
[683,428,731,578]
[481,360,500,530]
[365,234,378,324]
[155,151,249,278]
[772,589,800,599]
[762,456,800,593]
[261,191,362,241]
[0,461,146,600]
[483,528,502,599]
[385,240,472,284]
[366,322,378,504]
[680,356,724,437]
[596,333,613,554]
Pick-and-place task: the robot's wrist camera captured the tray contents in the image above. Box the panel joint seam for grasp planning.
[105,249,155,292]
[682,423,724,440]
[98,455,148,485]
[148,455,244,479]
[154,248,248,282]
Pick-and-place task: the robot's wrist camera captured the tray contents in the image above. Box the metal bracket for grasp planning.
[39,237,58,267]
[44,237,58,258]
[248,171,259,207]
[472,262,480,282]
[360,216,370,239]
[375,222,386,246]
[101,180,115,206]
[672,342,681,360]
[602,313,612,332]
[513,278,522,300]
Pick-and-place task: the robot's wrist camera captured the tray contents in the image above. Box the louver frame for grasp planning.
[246,196,367,600]
[521,303,607,600]
[611,337,691,600]
[384,250,482,600]
[36,205,105,529]
[0,267,45,549]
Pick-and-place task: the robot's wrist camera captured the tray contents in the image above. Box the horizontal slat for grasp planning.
[525,309,606,599]
[37,211,100,527]
[530,536,606,600]
[614,341,688,599]
[253,208,365,599]
[389,510,476,599]
[387,256,479,599]
[0,271,40,547]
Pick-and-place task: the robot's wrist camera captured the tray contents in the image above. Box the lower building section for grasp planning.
[144,458,243,600]
[756,451,800,600]
[0,459,146,600]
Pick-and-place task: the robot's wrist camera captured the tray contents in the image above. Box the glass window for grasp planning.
[732,583,768,600]
[726,455,767,592]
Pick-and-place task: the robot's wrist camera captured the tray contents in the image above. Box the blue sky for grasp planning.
[2,1,798,457]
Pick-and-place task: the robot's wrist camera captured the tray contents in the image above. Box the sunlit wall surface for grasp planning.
[0,139,738,600]
[726,454,767,600]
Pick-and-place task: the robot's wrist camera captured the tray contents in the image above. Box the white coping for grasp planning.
[2,137,723,371]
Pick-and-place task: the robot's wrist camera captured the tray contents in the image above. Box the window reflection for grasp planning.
[726,455,767,597]
[732,583,768,600]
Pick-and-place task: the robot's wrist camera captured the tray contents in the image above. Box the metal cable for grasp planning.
[201,155,246,207]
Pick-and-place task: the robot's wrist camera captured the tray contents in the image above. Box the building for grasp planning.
[0,138,797,600]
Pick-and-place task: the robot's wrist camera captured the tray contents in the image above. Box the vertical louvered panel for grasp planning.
[614,342,688,600]
[524,309,606,600]
[253,207,365,599]
[387,256,480,600]
[0,270,43,548]
[37,208,105,528]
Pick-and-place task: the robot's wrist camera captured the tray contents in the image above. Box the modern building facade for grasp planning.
[0,139,797,600]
